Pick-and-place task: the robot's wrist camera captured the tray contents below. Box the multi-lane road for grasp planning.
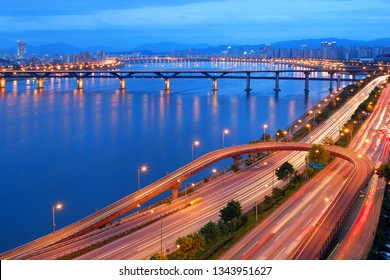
[332,86,390,259]
[223,77,389,260]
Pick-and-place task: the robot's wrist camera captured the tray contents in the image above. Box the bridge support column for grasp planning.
[0,78,5,89]
[77,78,84,90]
[304,71,310,97]
[37,78,44,89]
[165,78,171,92]
[328,72,334,93]
[233,156,241,171]
[274,72,280,97]
[212,78,218,92]
[337,74,341,90]
[120,78,126,90]
[171,184,180,200]
[351,74,356,85]
[245,72,251,93]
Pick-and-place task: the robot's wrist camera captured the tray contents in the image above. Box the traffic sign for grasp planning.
[309,162,325,170]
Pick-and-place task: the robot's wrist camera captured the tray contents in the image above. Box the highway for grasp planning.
[62,77,385,259]
[332,86,390,259]
[222,77,389,260]
[1,76,385,260]
[222,161,355,259]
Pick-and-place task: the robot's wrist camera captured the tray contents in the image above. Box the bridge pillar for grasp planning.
[171,184,180,200]
[165,78,171,91]
[328,72,334,93]
[212,78,218,91]
[352,74,356,85]
[274,72,280,96]
[304,71,310,97]
[233,155,241,171]
[0,78,5,89]
[337,74,341,90]
[120,78,126,90]
[77,78,84,90]
[245,72,251,93]
[37,78,44,89]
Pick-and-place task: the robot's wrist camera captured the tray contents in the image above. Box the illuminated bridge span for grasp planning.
[1,142,374,260]
[0,69,365,96]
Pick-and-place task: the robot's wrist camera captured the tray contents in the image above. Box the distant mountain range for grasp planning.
[1,38,389,56]
[132,41,212,53]
[0,43,124,56]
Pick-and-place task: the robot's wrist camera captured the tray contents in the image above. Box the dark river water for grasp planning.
[0,61,351,252]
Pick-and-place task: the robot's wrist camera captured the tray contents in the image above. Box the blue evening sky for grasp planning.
[1,0,389,49]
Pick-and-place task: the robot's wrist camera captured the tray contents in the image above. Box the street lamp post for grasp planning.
[138,165,147,191]
[306,123,311,135]
[345,128,353,142]
[52,203,63,232]
[192,140,200,161]
[222,129,229,148]
[263,124,268,142]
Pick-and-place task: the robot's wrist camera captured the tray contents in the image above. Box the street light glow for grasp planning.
[222,129,229,148]
[192,140,200,160]
[263,124,268,142]
[138,165,148,191]
[52,203,63,232]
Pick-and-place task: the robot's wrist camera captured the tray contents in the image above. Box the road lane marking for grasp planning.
[302,217,314,229]
[274,228,288,242]
[302,203,312,214]
[277,213,289,224]
[243,241,259,256]
[274,247,286,259]
[302,191,312,201]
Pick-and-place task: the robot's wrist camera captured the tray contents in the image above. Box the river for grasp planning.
[0,61,351,252]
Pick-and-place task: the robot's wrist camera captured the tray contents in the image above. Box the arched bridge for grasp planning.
[1,142,374,259]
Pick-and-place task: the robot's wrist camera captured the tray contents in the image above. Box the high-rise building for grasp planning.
[17,40,27,59]
[320,42,337,59]
[96,50,106,61]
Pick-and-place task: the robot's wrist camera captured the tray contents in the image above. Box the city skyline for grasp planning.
[1,0,390,49]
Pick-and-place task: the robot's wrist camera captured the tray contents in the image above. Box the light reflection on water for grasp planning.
[0,63,351,252]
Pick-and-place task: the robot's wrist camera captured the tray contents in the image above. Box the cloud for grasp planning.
[0,0,227,16]
[1,0,389,47]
